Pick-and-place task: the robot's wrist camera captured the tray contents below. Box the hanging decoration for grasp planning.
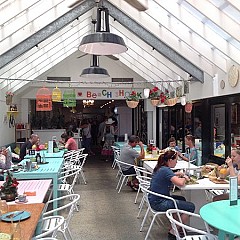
[5,92,13,105]
[36,87,52,111]
[149,86,160,106]
[143,88,150,99]
[185,101,193,113]
[180,95,186,106]
[63,89,76,107]
[126,90,139,108]
[52,86,62,102]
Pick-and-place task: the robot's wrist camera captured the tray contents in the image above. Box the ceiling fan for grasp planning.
[77,53,119,61]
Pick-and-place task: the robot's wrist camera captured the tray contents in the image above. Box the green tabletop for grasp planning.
[200,200,240,240]
[25,149,65,159]
[114,142,146,151]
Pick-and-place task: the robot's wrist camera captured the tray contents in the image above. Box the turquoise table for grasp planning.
[25,149,65,159]
[200,200,240,240]
[11,157,64,210]
[114,141,146,151]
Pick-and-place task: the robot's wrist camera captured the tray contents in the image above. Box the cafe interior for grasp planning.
[0,0,240,239]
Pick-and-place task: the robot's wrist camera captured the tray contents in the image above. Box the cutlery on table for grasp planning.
[6,211,24,219]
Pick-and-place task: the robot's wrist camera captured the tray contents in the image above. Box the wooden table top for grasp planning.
[0,203,44,240]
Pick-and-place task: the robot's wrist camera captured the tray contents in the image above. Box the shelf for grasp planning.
[15,124,31,146]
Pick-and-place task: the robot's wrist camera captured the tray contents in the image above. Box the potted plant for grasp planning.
[149,87,160,106]
[126,90,139,108]
[0,170,19,201]
[5,92,14,105]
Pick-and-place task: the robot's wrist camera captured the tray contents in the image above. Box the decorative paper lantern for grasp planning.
[143,88,150,99]
[180,95,186,106]
[63,89,76,107]
[52,86,62,102]
[185,101,193,113]
[36,87,52,111]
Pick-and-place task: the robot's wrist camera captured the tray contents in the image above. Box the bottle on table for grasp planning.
[36,152,41,164]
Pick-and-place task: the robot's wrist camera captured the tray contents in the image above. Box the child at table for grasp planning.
[213,148,240,201]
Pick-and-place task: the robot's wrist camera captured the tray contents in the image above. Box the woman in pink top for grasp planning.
[60,133,77,151]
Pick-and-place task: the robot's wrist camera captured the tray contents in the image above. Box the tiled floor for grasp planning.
[66,154,170,240]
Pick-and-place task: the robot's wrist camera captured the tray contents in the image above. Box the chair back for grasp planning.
[33,215,64,239]
[58,168,81,188]
[166,209,218,240]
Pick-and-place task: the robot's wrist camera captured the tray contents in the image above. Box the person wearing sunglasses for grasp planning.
[148,150,195,239]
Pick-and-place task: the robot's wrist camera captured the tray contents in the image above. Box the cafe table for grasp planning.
[200,200,240,240]
[143,160,199,173]
[0,179,52,205]
[10,157,64,209]
[0,203,44,240]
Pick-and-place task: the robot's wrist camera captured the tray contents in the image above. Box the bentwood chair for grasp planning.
[166,209,218,240]
[33,216,65,239]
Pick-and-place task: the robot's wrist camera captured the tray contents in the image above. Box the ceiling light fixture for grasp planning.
[80,55,109,78]
[78,7,127,55]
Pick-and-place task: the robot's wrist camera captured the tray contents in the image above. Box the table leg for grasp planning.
[52,174,58,213]
[218,230,226,240]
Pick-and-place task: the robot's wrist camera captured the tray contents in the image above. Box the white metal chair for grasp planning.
[111,146,120,169]
[115,159,137,193]
[42,194,80,240]
[33,216,64,239]
[140,185,179,240]
[134,166,152,204]
[204,189,226,202]
[166,209,218,240]
[76,153,88,184]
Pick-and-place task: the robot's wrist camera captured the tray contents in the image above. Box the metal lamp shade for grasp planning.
[78,7,127,55]
[80,66,109,78]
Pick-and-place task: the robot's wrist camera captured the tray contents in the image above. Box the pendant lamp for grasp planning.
[79,7,127,55]
[80,55,109,78]
[143,88,150,99]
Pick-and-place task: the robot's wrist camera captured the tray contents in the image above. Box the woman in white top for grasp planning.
[213,148,240,201]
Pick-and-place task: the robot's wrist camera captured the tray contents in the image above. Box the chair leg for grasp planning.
[80,169,87,184]
[116,175,123,190]
[144,214,157,240]
[118,176,127,193]
[137,196,145,219]
[140,207,150,232]
[134,187,141,204]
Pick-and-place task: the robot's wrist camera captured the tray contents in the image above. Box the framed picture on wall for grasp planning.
[232,104,237,124]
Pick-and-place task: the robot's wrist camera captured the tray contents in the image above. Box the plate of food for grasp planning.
[1,211,31,222]
[186,176,199,185]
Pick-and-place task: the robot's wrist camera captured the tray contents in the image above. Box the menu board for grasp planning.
[230,176,238,206]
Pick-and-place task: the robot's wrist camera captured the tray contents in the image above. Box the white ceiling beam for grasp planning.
[185,0,240,42]
[158,0,240,69]
[226,0,240,11]
[0,0,86,54]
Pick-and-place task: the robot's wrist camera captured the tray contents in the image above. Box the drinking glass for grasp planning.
[11,222,22,240]
[0,200,8,215]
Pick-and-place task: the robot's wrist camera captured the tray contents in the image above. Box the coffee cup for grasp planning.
[15,194,27,202]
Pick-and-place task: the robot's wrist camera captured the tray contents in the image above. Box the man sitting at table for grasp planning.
[20,134,39,160]
[60,132,77,151]
[119,135,145,191]
[0,148,12,180]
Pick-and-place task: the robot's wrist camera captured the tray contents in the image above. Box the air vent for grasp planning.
[47,77,71,81]
[112,78,133,83]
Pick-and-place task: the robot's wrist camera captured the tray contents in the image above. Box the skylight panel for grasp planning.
[206,21,231,40]
[180,1,205,22]
[223,5,240,23]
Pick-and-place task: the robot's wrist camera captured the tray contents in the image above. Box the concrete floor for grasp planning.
[65,154,170,240]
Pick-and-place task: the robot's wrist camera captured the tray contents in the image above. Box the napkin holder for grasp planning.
[48,140,53,153]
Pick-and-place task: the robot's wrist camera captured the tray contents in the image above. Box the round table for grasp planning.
[200,200,240,240]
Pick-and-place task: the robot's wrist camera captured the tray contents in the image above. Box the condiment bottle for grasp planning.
[36,152,41,164]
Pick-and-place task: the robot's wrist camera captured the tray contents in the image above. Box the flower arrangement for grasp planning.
[159,90,170,103]
[127,91,139,102]
[5,92,14,98]
[149,87,160,99]
[0,171,19,195]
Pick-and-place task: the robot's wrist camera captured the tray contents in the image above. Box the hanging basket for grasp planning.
[185,101,193,113]
[126,100,139,108]
[63,89,76,107]
[165,98,178,107]
[52,87,62,102]
[150,98,160,106]
[36,87,52,111]
[5,95,13,105]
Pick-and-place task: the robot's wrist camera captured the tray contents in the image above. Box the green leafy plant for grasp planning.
[127,91,140,102]
[0,171,19,194]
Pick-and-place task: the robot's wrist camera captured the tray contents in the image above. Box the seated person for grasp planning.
[0,148,12,180]
[167,137,180,152]
[179,135,198,163]
[213,148,240,201]
[20,134,39,160]
[60,132,77,151]
[119,135,145,190]
[148,150,195,239]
